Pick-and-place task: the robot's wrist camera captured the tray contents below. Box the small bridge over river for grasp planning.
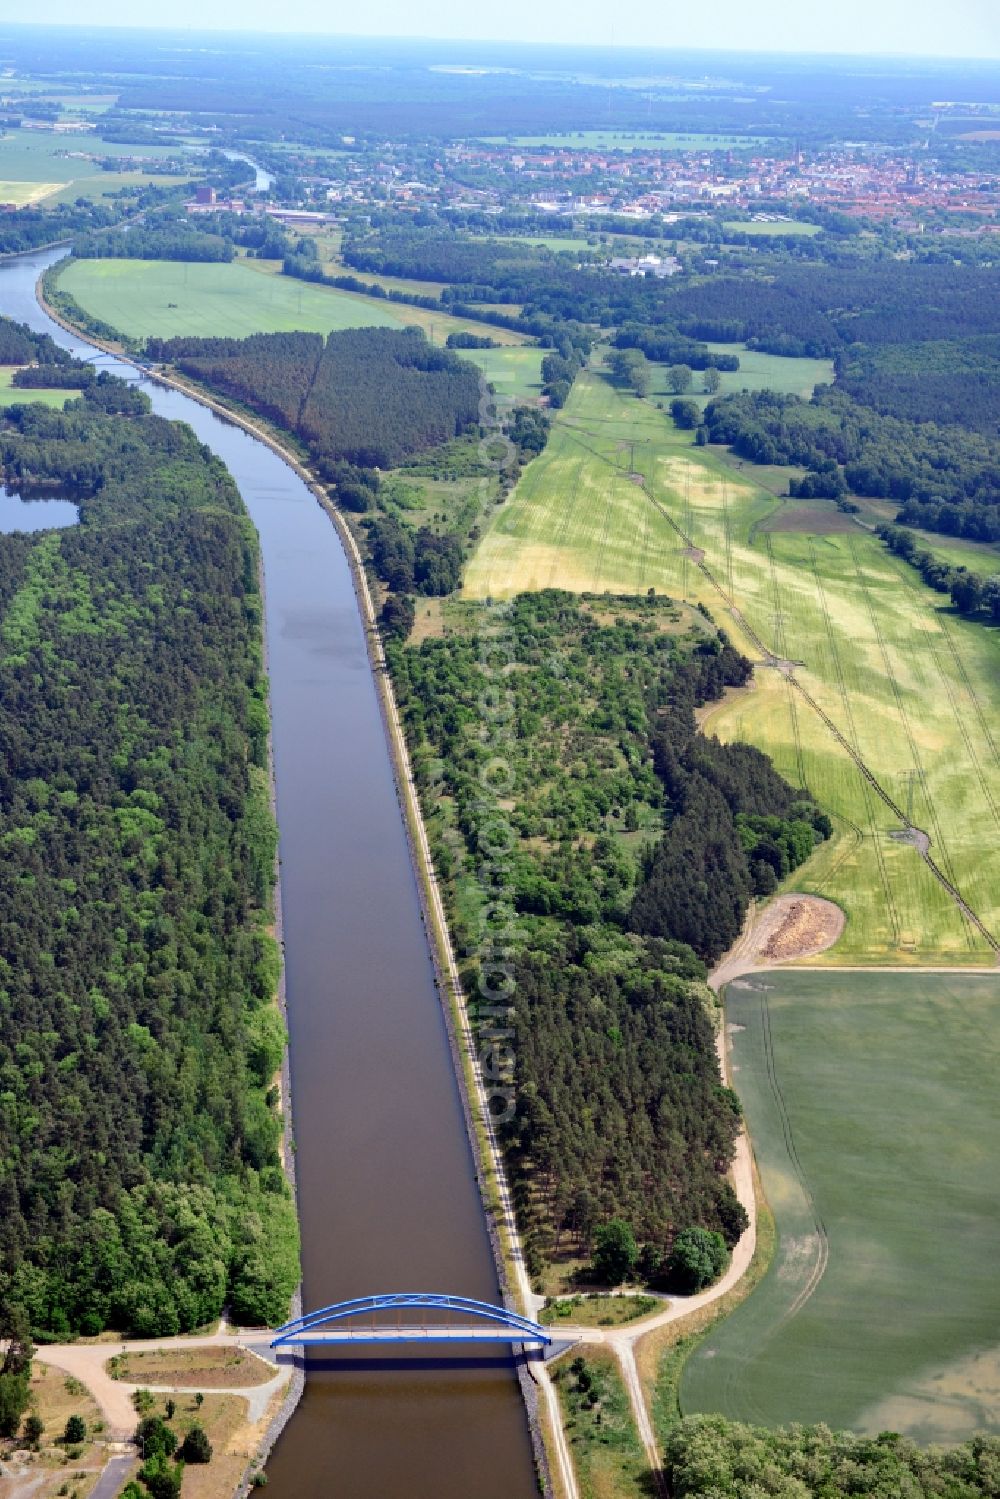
[270,1293,551,1348]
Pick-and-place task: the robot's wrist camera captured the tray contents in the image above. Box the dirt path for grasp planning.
[711,894,845,991]
[34,1334,286,1441]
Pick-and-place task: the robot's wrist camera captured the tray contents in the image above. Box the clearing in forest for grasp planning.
[464,368,1000,961]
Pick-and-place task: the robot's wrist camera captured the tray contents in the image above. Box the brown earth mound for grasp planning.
[754,895,845,963]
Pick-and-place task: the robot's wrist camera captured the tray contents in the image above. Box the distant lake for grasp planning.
[0,485,79,533]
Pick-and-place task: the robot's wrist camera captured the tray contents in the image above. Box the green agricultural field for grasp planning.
[854,497,1000,577]
[680,969,1000,1443]
[0,131,194,201]
[723,218,822,236]
[0,368,71,410]
[460,345,543,401]
[702,343,834,400]
[58,258,405,340]
[465,369,1000,960]
[476,131,771,151]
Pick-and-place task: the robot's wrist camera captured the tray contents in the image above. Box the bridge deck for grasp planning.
[274,1327,547,1345]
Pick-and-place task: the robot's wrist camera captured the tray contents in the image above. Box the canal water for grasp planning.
[0,248,538,1499]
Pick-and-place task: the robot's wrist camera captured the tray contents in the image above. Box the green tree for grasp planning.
[664,1227,728,1293]
[63,1414,87,1445]
[985,576,1000,623]
[0,1374,30,1439]
[381,593,416,640]
[951,571,985,616]
[629,355,651,399]
[181,1425,213,1464]
[667,364,693,394]
[139,1453,184,1499]
[0,1304,33,1377]
[23,1413,44,1448]
[670,398,701,430]
[703,367,721,395]
[591,1219,639,1286]
[134,1415,177,1461]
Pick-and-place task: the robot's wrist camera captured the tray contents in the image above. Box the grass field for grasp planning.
[59,258,405,340]
[47,172,195,206]
[482,233,591,253]
[722,219,822,237]
[554,1348,649,1499]
[459,344,544,400]
[464,369,1000,960]
[681,970,1000,1443]
[476,131,771,150]
[703,343,834,400]
[0,131,196,205]
[0,367,71,409]
[60,258,542,371]
[854,497,1000,577]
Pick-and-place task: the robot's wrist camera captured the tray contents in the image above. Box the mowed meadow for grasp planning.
[464,367,1000,961]
[679,970,1000,1444]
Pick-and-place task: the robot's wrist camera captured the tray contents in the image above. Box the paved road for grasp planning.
[88,1454,135,1499]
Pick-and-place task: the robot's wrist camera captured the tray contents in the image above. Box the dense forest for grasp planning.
[73,224,235,262]
[389,591,828,1275]
[0,351,297,1339]
[663,1417,1000,1498]
[149,325,482,469]
[72,206,294,265]
[0,202,120,257]
[703,389,1000,541]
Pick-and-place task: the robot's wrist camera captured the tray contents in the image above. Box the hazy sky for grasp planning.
[16,0,1000,58]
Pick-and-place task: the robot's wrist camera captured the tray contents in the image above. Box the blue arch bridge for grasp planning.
[270,1294,551,1349]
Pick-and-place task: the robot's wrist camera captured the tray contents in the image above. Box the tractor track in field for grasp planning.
[762,533,807,790]
[716,979,830,1426]
[807,541,903,946]
[847,540,979,953]
[887,558,1000,794]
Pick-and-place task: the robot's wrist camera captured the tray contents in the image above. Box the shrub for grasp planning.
[180,1425,213,1464]
[63,1415,87,1445]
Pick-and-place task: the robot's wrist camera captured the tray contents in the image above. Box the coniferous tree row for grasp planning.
[149,325,482,470]
[0,374,298,1339]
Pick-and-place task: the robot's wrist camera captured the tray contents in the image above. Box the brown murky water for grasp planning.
[3,249,539,1499]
